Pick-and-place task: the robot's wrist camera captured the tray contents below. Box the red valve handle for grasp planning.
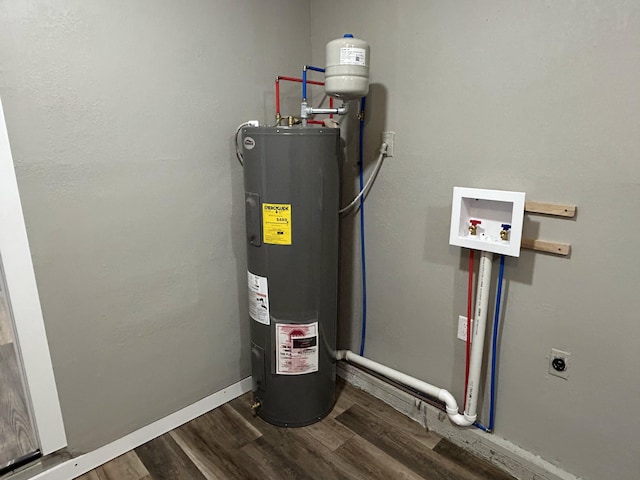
[469,219,482,226]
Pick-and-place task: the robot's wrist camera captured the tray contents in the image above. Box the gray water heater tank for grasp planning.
[242,126,340,426]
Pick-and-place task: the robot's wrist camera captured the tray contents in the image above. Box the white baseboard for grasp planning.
[338,363,581,480]
[30,377,252,480]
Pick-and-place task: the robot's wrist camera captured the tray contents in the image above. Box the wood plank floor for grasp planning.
[0,284,38,469]
[0,289,15,346]
[75,381,515,480]
[0,342,38,467]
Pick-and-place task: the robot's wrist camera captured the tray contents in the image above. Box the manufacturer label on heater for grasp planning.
[276,322,319,375]
[262,203,292,245]
[247,271,269,325]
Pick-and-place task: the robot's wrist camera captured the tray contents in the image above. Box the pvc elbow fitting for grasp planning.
[438,390,458,410]
[441,411,474,427]
[464,412,477,424]
[446,405,459,416]
[335,349,349,361]
[438,390,476,426]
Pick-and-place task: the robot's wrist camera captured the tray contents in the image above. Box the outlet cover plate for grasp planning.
[549,348,570,379]
[381,131,395,157]
[457,315,470,341]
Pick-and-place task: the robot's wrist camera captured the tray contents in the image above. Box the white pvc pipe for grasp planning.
[336,350,475,426]
[336,251,495,428]
[464,250,493,418]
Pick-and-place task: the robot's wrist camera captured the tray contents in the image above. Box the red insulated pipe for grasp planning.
[274,75,328,122]
[278,75,324,86]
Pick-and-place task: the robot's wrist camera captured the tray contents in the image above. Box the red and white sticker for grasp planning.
[248,271,269,325]
[276,322,319,375]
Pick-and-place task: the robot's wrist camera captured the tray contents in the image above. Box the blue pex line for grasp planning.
[474,421,491,433]
[489,254,505,430]
[359,96,367,357]
[302,68,307,101]
[302,65,325,101]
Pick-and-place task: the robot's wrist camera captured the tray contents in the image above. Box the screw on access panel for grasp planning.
[500,224,512,241]
[468,219,481,236]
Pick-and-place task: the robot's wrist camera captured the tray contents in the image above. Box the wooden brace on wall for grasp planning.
[521,201,576,256]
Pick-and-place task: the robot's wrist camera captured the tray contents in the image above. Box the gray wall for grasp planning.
[0,0,310,453]
[311,2,640,480]
[2,1,639,477]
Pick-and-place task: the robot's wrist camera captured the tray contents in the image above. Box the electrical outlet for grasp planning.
[548,348,570,379]
[381,131,395,157]
[457,316,471,342]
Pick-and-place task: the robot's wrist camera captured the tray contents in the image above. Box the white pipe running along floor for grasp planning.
[336,250,495,427]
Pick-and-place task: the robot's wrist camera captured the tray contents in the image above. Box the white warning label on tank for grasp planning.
[276,322,319,375]
[248,271,270,325]
[340,47,366,66]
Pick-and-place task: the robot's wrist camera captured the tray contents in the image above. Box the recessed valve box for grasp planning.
[449,187,526,257]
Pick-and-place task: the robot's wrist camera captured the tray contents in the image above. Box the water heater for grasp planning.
[242,126,340,426]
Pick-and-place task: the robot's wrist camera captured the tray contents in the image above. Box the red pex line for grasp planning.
[275,75,328,122]
[277,75,324,86]
[329,97,334,119]
[464,249,475,409]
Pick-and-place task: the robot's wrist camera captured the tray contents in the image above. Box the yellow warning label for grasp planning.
[262,203,292,245]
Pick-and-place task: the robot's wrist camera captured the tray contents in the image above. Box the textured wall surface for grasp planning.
[2,1,640,476]
[0,0,310,453]
[310,2,640,479]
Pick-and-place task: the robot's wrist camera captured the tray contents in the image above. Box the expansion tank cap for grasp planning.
[343,33,354,38]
